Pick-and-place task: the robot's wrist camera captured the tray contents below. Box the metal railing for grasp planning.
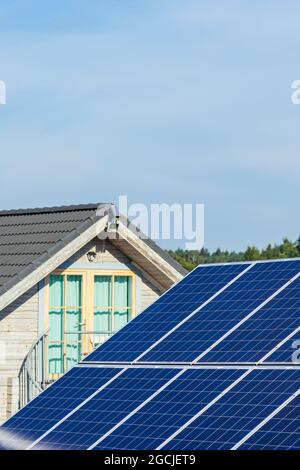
[18,330,48,410]
[18,329,114,410]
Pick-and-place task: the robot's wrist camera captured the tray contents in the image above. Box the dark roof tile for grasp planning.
[0,203,186,300]
[0,204,106,297]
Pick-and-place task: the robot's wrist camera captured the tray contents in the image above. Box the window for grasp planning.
[48,274,83,375]
[93,275,133,347]
[46,270,135,378]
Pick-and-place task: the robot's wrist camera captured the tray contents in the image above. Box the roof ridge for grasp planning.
[0,203,112,217]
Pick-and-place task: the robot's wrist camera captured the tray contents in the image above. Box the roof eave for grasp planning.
[112,220,185,285]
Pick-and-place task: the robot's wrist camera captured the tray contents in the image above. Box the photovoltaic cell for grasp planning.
[162,368,300,450]
[93,368,243,450]
[200,276,300,363]
[266,330,300,363]
[142,261,300,363]
[85,263,248,363]
[0,366,120,448]
[240,394,300,449]
[33,367,179,450]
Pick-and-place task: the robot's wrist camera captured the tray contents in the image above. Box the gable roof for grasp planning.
[0,203,186,310]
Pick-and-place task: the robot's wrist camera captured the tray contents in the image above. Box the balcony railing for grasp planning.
[18,330,48,410]
[18,330,113,410]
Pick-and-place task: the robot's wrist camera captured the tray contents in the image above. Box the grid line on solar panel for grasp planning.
[84,263,251,363]
[238,393,300,450]
[133,264,254,363]
[31,367,182,450]
[195,273,300,363]
[160,369,300,450]
[232,388,300,449]
[0,366,123,449]
[92,368,245,450]
[26,367,127,450]
[265,326,300,364]
[141,260,300,363]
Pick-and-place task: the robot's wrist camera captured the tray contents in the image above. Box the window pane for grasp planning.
[66,276,82,370]
[114,276,132,332]
[48,275,64,374]
[92,274,133,346]
[94,276,112,307]
[94,276,112,346]
[114,276,129,308]
[65,308,82,369]
[66,275,82,307]
[114,310,130,331]
[48,308,64,374]
[49,275,64,306]
[94,309,112,347]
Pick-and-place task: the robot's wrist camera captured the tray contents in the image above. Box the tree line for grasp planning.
[168,236,300,271]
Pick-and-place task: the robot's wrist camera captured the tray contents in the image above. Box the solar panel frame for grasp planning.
[31,365,300,451]
[1,364,300,450]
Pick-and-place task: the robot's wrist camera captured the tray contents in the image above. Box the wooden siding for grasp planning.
[67,238,131,265]
[109,237,175,290]
[0,286,39,421]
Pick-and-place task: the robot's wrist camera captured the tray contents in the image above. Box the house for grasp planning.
[0,203,186,422]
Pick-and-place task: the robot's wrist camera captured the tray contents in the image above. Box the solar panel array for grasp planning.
[1,259,300,450]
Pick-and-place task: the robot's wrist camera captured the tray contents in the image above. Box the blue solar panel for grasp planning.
[141,261,300,363]
[85,263,248,363]
[240,394,300,449]
[0,366,120,449]
[266,330,300,363]
[200,276,300,363]
[94,368,243,450]
[32,367,179,450]
[162,368,300,450]
[2,259,300,451]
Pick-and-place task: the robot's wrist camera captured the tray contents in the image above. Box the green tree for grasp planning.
[168,235,300,271]
[243,246,261,261]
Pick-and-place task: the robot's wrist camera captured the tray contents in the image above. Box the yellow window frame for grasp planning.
[44,268,136,379]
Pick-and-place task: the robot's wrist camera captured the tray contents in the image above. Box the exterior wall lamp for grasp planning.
[87,251,96,262]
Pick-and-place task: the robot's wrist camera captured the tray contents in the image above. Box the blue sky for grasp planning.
[0,0,299,251]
